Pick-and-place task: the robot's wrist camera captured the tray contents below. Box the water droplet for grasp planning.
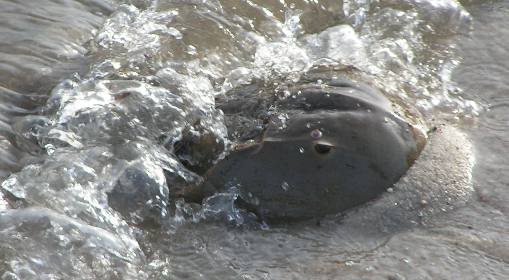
[299,147,305,154]
[281,182,290,191]
[387,187,394,193]
[310,129,322,139]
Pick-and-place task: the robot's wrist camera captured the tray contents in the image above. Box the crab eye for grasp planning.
[314,143,333,155]
[310,129,322,139]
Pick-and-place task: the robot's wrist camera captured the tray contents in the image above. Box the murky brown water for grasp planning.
[0,0,508,279]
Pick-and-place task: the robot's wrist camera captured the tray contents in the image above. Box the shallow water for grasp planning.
[0,0,508,279]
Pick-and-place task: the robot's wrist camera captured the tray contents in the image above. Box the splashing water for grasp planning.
[0,0,487,279]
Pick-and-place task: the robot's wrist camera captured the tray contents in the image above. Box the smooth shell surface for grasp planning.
[197,77,426,221]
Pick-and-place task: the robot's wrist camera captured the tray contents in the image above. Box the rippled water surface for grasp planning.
[0,0,508,279]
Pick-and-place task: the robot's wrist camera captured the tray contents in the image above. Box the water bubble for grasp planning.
[365,266,375,272]
[44,144,56,155]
